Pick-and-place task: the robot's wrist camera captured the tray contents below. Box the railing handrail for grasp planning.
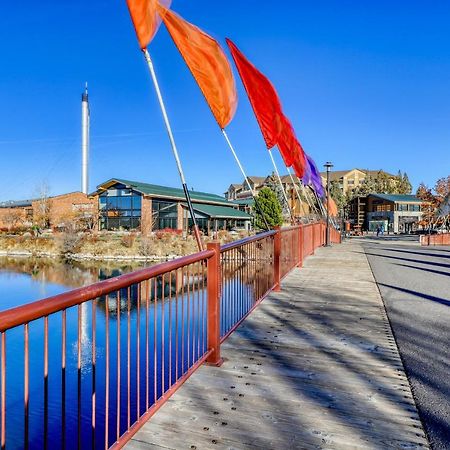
[0,248,215,332]
[279,224,304,233]
[220,229,277,252]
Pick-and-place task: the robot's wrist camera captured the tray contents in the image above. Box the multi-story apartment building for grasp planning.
[225,174,318,217]
[319,169,396,196]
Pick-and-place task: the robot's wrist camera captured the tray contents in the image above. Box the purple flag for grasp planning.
[301,155,312,186]
[306,154,325,198]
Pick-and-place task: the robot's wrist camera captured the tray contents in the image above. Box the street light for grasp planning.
[324,161,334,246]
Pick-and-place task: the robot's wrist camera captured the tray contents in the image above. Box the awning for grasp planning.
[182,203,252,220]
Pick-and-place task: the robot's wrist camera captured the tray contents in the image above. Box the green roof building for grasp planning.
[92,178,253,234]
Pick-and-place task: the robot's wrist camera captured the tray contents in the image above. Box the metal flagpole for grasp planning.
[311,187,326,218]
[221,129,270,231]
[143,49,204,251]
[268,149,295,223]
[299,182,315,219]
[287,167,304,217]
[304,185,322,219]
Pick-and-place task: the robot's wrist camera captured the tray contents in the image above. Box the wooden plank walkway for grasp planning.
[127,240,429,449]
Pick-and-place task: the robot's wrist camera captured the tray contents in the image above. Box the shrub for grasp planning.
[155,229,182,239]
[58,231,83,255]
[139,237,154,256]
[121,233,136,248]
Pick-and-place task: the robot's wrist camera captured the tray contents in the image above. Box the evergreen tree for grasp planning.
[330,180,346,212]
[355,172,376,197]
[264,172,290,219]
[400,172,412,194]
[396,170,404,192]
[254,187,283,230]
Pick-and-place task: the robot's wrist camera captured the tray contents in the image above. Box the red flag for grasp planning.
[126,0,171,49]
[292,148,306,178]
[160,8,237,129]
[226,39,283,148]
[278,114,306,177]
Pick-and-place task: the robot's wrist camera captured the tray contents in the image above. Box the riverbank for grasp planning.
[0,230,250,261]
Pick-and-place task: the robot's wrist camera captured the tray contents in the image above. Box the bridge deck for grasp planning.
[127,240,429,449]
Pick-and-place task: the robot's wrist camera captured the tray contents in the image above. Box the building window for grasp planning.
[187,217,209,233]
[374,202,391,212]
[152,200,178,230]
[99,185,142,230]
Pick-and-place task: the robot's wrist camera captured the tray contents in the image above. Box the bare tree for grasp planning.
[34,182,52,229]
[3,209,23,231]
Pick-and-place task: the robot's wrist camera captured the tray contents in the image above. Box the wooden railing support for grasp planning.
[206,242,223,366]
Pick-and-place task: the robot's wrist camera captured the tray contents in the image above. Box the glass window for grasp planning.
[98,185,142,230]
[152,200,178,230]
[117,197,132,210]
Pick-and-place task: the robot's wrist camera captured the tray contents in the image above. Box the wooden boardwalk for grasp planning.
[127,240,429,449]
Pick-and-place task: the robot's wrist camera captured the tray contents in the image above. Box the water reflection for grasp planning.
[0,256,154,312]
[0,246,274,450]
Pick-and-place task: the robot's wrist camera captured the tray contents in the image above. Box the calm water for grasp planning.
[0,257,151,313]
[0,256,254,449]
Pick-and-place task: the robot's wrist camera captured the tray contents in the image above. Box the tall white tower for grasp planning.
[81,83,90,194]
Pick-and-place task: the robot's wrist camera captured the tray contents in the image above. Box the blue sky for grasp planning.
[0,1,449,201]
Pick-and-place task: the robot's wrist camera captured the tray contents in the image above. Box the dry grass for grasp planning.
[0,230,253,259]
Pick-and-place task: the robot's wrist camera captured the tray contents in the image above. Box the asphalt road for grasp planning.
[361,235,450,449]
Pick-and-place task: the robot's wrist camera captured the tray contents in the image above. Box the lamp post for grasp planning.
[324,161,333,246]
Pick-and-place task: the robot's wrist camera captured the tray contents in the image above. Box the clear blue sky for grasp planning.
[0,1,449,201]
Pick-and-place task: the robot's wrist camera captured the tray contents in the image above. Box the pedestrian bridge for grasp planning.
[0,225,429,449]
[127,238,428,449]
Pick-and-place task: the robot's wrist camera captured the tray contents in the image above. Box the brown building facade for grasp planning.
[0,192,96,231]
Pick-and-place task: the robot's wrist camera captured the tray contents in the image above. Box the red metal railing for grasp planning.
[330,226,342,244]
[420,233,450,246]
[0,222,337,449]
[219,231,276,342]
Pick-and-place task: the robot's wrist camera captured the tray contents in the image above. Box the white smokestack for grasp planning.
[81,82,90,194]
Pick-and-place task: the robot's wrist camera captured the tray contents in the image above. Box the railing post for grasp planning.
[274,227,281,291]
[311,224,316,255]
[206,242,223,367]
[297,225,303,267]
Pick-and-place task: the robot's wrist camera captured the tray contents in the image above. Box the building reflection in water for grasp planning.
[0,248,274,448]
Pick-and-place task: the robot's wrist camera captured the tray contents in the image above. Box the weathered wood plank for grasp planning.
[127,240,429,450]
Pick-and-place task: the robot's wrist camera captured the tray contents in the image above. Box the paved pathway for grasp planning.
[127,239,429,449]
[362,236,450,449]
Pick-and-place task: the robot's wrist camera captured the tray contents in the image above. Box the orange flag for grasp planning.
[159,7,237,129]
[324,197,338,216]
[126,0,171,49]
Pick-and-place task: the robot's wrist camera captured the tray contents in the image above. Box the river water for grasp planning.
[0,256,151,313]
[0,253,260,449]
[0,257,159,450]
[0,256,254,449]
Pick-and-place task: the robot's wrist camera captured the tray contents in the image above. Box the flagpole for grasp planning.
[311,187,328,221]
[287,167,304,218]
[143,48,204,251]
[299,182,314,214]
[268,149,295,223]
[221,129,270,231]
[302,184,320,220]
